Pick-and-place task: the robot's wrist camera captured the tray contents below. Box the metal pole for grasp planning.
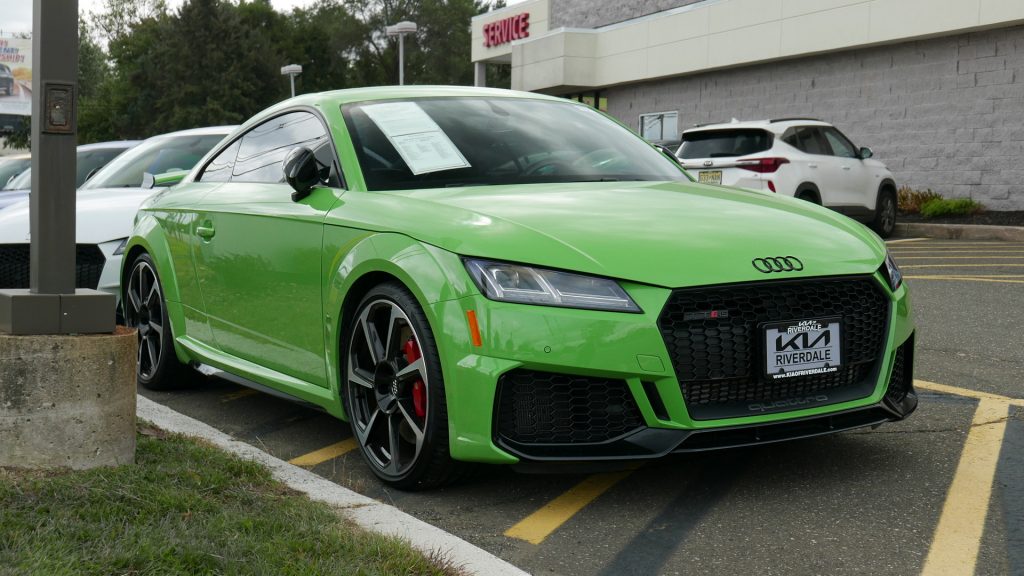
[399,34,405,85]
[289,74,295,98]
[31,0,76,295]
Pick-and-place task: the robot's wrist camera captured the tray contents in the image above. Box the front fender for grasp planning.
[322,230,479,421]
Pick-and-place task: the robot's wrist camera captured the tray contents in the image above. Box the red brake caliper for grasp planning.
[403,338,427,419]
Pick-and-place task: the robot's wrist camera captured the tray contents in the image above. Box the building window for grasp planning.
[565,92,608,112]
[639,111,678,141]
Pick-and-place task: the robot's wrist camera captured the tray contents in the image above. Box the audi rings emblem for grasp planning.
[752,256,804,273]
[703,160,714,167]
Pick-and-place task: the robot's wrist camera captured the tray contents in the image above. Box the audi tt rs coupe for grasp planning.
[123,86,916,489]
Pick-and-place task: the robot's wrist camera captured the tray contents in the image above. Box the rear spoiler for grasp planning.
[142,169,189,189]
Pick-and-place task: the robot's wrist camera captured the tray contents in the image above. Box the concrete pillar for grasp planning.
[0,327,137,469]
[474,61,487,87]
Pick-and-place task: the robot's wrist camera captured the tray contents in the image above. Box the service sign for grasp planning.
[0,37,32,117]
[483,13,529,48]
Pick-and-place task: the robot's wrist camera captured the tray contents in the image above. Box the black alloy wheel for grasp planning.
[344,282,462,490]
[125,254,189,389]
[872,191,897,238]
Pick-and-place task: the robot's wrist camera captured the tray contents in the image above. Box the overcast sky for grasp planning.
[0,0,527,36]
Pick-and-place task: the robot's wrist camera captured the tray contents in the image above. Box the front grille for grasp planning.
[885,336,914,403]
[495,369,645,445]
[0,244,106,290]
[658,276,890,419]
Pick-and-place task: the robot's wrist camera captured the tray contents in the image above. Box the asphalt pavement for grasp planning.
[141,237,1024,576]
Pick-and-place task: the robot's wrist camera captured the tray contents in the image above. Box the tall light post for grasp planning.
[281,64,302,98]
[385,21,417,85]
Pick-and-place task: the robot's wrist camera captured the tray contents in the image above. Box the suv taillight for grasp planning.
[737,157,790,173]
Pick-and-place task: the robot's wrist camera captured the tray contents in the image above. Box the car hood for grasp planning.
[336,181,886,288]
[0,187,154,245]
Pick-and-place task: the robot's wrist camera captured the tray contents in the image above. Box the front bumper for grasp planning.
[433,272,915,464]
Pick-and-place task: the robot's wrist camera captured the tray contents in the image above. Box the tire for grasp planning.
[342,282,464,490]
[124,253,193,390]
[871,189,897,238]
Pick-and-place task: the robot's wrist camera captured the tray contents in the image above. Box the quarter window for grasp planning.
[199,139,240,183]
[784,127,829,156]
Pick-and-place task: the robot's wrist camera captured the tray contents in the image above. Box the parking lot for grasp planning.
[141,238,1024,576]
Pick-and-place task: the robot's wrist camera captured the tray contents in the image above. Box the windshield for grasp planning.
[82,133,227,189]
[0,158,30,188]
[4,167,30,190]
[343,97,685,191]
[678,129,773,159]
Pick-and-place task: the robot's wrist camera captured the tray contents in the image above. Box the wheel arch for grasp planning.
[795,182,822,204]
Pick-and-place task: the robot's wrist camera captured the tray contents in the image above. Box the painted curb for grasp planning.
[894,222,1024,241]
[137,395,531,576]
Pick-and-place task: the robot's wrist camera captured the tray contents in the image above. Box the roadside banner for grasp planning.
[0,37,32,117]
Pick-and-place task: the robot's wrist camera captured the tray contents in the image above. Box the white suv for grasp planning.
[676,118,897,237]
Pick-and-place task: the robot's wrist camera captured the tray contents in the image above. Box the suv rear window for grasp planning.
[678,129,773,159]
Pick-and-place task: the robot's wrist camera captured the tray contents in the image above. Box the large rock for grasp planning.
[0,326,136,469]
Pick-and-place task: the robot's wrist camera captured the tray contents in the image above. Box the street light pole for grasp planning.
[385,21,417,85]
[281,64,302,98]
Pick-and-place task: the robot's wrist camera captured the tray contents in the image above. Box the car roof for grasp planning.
[0,153,30,161]
[683,118,833,135]
[78,140,142,151]
[152,125,236,138]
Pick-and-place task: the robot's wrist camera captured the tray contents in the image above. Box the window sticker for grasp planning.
[361,102,471,175]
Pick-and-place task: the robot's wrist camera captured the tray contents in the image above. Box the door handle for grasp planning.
[808,164,818,169]
[843,166,852,171]
[196,225,216,240]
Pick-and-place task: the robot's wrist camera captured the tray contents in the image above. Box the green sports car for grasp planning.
[123,86,916,489]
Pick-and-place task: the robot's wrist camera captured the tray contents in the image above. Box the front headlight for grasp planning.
[112,238,129,256]
[881,250,903,291]
[464,258,642,313]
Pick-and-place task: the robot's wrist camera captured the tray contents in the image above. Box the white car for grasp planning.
[676,118,898,237]
[0,126,234,315]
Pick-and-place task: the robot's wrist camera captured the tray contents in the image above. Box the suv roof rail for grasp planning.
[769,117,825,124]
[691,120,728,128]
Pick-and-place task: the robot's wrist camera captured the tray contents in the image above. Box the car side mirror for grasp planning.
[283,146,321,202]
[859,146,873,160]
[655,144,682,166]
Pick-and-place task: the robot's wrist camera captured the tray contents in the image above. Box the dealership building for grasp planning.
[471,0,1024,209]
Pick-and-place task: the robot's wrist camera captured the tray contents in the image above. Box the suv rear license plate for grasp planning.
[698,170,722,184]
[764,317,842,380]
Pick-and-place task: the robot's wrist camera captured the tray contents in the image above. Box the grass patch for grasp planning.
[897,186,942,214]
[0,425,463,576]
[919,197,984,219]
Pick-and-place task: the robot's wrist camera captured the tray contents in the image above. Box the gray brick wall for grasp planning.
[550,0,705,29]
[606,24,1024,210]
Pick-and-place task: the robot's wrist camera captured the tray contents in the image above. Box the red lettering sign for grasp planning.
[483,13,530,48]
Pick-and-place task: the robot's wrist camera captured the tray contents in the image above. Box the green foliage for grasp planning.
[897,186,942,214]
[919,197,984,218]
[0,426,463,575]
[77,0,504,143]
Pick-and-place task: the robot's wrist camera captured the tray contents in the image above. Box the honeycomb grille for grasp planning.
[885,337,913,403]
[658,276,890,419]
[0,244,106,290]
[496,370,644,444]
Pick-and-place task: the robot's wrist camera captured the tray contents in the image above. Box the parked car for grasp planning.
[0,141,141,210]
[122,87,916,490]
[0,127,234,305]
[676,118,898,237]
[0,64,14,96]
[0,153,30,188]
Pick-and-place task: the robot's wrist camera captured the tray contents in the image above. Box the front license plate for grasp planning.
[764,317,842,380]
[698,170,722,184]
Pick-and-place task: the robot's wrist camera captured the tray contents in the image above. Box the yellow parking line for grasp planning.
[505,468,638,544]
[221,389,260,402]
[921,398,1010,576]
[904,275,1024,285]
[287,438,358,467]
[914,379,1024,406]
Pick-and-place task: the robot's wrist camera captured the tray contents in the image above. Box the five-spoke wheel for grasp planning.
[125,254,188,390]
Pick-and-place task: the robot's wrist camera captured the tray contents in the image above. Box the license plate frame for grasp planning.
[762,317,843,381]
[698,170,722,184]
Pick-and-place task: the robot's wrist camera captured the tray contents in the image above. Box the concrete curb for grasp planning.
[894,222,1024,241]
[136,396,530,576]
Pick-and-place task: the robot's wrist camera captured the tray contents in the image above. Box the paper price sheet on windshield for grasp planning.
[361,102,471,175]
